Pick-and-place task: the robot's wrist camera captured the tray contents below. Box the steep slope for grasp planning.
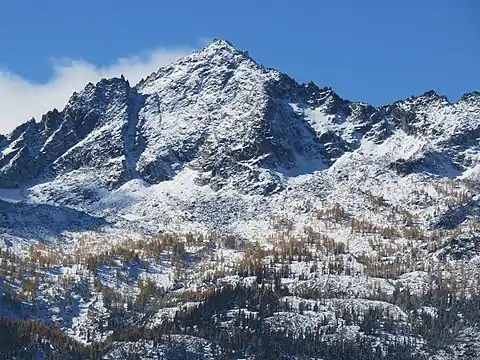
[0,76,152,192]
[0,40,478,241]
[379,90,480,177]
[0,41,383,196]
[0,40,479,239]
[1,39,480,359]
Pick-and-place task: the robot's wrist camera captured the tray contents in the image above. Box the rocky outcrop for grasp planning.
[0,39,479,198]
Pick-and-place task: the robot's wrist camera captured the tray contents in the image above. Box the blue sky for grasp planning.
[0,0,478,133]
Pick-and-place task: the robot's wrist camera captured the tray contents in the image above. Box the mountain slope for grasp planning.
[0,39,480,359]
[1,38,479,244]
[3,41,478,202]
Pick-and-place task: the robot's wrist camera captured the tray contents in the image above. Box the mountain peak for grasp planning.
[422,89,440,98]
[210,38,236,48]
[3,38,480,360]
[399,89,450,106]
[136,38,255,92]
[418,89,449,102]
[460,90,480,103]
[199,38,250,60]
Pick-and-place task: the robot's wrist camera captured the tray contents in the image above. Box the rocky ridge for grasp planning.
[0,40,479,359]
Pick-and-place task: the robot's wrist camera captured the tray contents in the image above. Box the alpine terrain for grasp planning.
[0,39,480,359]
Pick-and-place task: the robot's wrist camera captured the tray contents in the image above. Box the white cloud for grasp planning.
[0,46,194,135]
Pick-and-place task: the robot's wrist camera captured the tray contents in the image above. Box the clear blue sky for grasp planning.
[0,0,478,105]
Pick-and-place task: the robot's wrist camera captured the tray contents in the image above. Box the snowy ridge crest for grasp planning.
[0,39,478,232]
[1,39,480,360]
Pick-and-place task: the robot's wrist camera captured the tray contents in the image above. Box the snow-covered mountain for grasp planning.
[2,39,479,238]
[0,39,480,359]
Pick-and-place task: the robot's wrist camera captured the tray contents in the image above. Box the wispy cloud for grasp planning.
[0,45,195,135]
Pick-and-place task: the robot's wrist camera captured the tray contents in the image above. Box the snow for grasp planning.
[0,39,480,359]
[120,213,144,222]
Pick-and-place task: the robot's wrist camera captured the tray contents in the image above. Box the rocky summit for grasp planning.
[0,39,480,359]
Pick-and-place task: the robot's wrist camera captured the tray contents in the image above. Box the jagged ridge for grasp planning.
[0,39,480,360]
[1,40,479,194]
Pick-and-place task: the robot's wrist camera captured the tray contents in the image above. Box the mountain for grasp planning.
[0,39,480,359]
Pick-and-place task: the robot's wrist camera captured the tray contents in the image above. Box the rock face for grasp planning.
[0,77,135,188]
[1,39,480,360]
[0,39,479,222]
